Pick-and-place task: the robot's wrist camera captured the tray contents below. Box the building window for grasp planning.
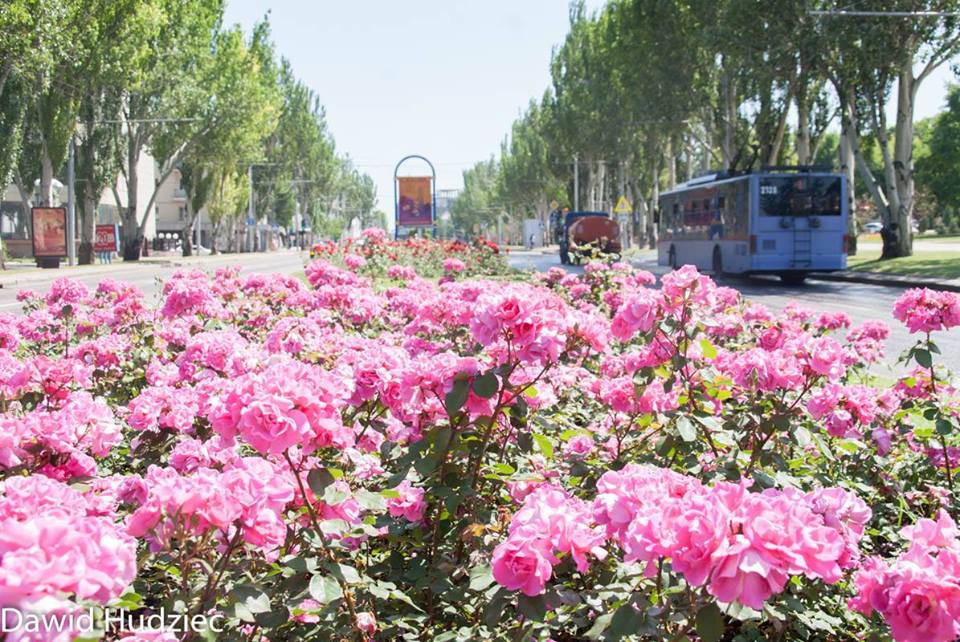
[178,207,186,221]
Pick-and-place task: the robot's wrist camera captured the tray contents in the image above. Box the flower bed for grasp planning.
[310,227,509,279]
[0,237,959,641]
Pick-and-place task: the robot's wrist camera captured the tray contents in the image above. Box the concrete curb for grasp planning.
[0,251,307,289]
[808,271,960,293]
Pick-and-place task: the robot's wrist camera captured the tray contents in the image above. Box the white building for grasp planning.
[1,150,158,258]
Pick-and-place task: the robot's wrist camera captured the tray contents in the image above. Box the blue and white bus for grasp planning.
[657,168,848,284]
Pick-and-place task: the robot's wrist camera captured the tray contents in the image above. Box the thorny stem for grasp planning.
[283,451,361,638]
[924,332,953,493]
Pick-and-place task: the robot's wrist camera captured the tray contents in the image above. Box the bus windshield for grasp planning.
[758,176,841,216]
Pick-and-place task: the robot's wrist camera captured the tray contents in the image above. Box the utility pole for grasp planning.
[66,136,76,266]
[573,155,579,211]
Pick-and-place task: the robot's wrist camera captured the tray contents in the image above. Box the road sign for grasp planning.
[614,196,632,214]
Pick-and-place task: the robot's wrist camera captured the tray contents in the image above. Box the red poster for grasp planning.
[397,176,433,226]
[95,224,119,252]
[31,207,67,257]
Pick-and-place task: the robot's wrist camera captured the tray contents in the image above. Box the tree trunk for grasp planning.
[890,60,916,258]
[78,189,97,265]
[647,132,659,249]
[839,98,858,256]
[122,134,142,261]
[720,65,736,169]
[666,135,676,191]
[39,152,54,206]
[796,92,811,166]
[181,201,196,257]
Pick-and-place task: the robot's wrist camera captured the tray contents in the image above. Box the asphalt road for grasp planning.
[1,249,954,375]
[509,249,960,375]
[0,250,308,312]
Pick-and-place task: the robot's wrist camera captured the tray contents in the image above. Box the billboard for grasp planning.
[31,207,67,257]
[95,224,120,253]
[397,176,433,226]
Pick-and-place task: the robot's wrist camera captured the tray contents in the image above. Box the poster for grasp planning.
[31,207,67,257]
[95,224,120,252]
[397,176,433,226]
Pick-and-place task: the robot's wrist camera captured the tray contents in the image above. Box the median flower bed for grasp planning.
[0,237,959,641]
[310,227,509,279]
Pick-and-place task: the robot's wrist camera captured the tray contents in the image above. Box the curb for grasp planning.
[808,271,960,293]
[0,251,307,289]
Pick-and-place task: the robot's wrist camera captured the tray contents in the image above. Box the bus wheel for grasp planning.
[712,246,724,277]
[781,273,807,285]
[669,245,678,269]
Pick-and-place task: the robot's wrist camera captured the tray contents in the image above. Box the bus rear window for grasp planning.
[759,177,841,216]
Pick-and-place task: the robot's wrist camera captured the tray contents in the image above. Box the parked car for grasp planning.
[863,221,883,233]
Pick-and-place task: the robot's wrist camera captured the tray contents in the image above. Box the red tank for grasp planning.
[568,216,621,255]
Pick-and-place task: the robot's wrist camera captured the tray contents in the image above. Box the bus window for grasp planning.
[759,177,842,216]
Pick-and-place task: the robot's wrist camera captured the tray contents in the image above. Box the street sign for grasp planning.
[94,224,120,252]
[614,196,632,214]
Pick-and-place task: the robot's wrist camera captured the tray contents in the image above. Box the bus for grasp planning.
[657,168,848,284]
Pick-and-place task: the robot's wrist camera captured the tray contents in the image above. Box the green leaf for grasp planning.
[307,468,335,496]
[915,349,933,368]
[232,584,271,622]
[937,418,954,436]
[469,564,495,591]
[585,612,613,639]
[532,433,554,459]
[308,575,343,604]
[609,603,644,639]
[695,603,724,642]
[517,432,533,452]
[326,562,361,584]
[472,371,499,398]
[676,416,696,442]
[445,379,470,414]
[254,605,289,628]
[518,594,547,622]
[355,488,387,512]
[699,337,718,359]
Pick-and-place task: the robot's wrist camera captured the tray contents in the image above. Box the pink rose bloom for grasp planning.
[563,434,594,459]
[491,536,555,596]
[387,480,426,523]
[443,258,466,273]
[894,288,960,334]
[356,611,377,635]
[344,254,367,270]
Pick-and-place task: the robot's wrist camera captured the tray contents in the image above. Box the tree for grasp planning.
[116,0,225,260]
[153,21,281,256]
[821,0,960,258]
[452,158,500,238]
[916,86,960,229]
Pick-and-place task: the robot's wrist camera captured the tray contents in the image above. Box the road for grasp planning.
[509,249,960,375]
[1,248,954,375]
[0,251,307,312]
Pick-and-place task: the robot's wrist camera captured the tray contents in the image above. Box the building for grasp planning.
[153,167,212,251]
[1,151,157,258]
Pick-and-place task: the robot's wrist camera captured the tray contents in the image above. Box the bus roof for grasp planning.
[662,169,843,198]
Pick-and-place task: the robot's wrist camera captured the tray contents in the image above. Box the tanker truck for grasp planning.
[555,211,622,265]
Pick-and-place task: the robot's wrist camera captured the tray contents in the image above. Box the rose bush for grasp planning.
[310,229,508,279]
[0,236,958,641]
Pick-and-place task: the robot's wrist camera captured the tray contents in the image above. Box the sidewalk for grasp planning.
[0,249,306,288]
[809,270,960,293]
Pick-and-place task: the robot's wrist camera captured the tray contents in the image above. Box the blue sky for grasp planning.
[222,1,954,212]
